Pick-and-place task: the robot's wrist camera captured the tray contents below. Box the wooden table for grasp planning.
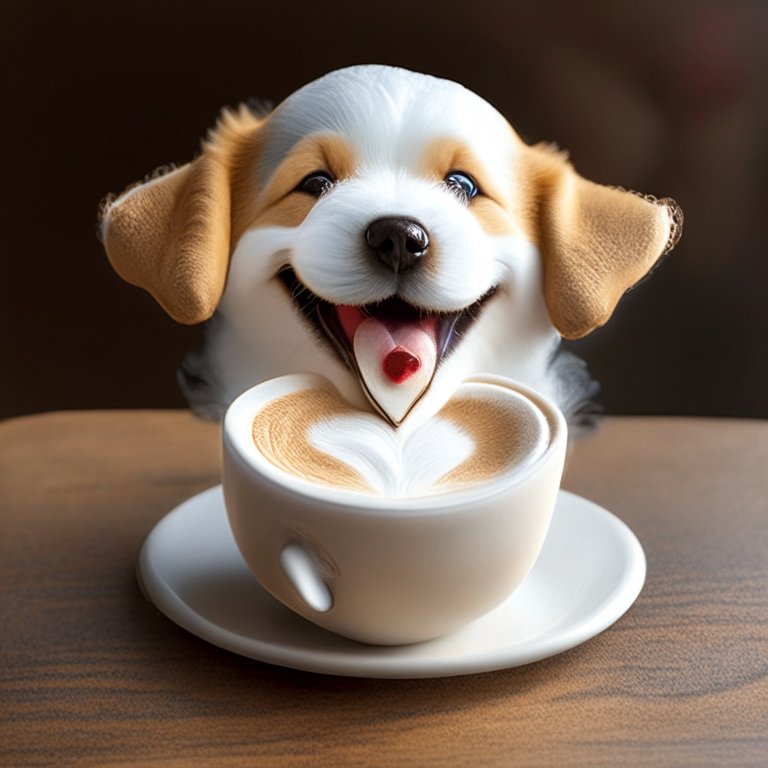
[2,411,767,767]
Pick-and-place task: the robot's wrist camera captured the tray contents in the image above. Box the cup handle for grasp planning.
[279,542,333,613]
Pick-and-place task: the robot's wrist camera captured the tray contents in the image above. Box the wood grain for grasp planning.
[1,412,767,767]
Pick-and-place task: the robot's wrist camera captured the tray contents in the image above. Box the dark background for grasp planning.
[3,0,767,422]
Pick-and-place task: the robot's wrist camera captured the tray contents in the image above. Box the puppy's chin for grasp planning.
[278,267,496,426]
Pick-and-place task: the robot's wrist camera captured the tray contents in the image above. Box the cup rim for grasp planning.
[223,372,567,514]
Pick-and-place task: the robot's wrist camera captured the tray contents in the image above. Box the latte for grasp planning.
[251,380,552,497]
[224,372,567,644]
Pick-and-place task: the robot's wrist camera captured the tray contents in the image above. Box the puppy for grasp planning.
[99,65,681,430]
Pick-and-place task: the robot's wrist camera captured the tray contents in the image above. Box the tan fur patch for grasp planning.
[515,141,682,340]
[469,197,516,237]
[419,137,515,236]
[240,134,357,236]
[102,104,265,325]
[250,194,318,232]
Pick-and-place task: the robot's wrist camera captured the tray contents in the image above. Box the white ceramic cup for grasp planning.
[222,373,567,645]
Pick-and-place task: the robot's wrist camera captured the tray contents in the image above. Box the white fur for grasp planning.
[201,65,573,425]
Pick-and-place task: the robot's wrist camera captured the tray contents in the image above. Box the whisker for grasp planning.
[291,283,311,301]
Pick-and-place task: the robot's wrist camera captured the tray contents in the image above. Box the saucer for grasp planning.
[138,486,645,678]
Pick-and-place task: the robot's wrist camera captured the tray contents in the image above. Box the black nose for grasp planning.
[365,217,429,273]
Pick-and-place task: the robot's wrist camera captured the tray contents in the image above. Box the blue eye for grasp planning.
[445,171,478,201]
[297,171,335,198]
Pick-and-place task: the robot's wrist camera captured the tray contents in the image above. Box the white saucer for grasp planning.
[138,486,645,679]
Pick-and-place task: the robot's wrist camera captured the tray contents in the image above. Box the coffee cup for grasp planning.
[222,372,567,645]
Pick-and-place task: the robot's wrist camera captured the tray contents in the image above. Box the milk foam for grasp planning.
[250,381,551,499]
[308,413,474,496]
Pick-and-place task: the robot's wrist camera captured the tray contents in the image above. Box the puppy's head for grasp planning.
[100,65,681,425]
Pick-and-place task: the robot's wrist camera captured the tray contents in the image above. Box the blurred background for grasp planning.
[2,0,767,421]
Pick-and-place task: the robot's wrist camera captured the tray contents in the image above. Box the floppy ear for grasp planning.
[99,105,264,324]
[523,144,683,340]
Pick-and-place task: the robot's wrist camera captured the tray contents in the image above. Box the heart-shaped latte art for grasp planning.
[353,317,437,425]
[308,410,473,496]
[250,379,552,498]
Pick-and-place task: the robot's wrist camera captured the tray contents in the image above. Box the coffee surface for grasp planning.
[251,388,371,492]
[436,385,548,488]
[251,382,549,497]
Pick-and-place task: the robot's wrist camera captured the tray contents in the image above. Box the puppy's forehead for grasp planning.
[260,65,518,179]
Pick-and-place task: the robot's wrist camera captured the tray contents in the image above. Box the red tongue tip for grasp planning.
[382,346,421,384]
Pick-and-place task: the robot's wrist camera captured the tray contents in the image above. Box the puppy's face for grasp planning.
[101,66,681,425]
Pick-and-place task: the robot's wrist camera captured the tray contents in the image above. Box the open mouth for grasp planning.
[279,267,496,425]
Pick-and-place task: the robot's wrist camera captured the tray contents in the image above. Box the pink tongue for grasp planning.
[339,307,438,424]
[337,305,366,342]
[337,306,437,383]
[356,315,437,383]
